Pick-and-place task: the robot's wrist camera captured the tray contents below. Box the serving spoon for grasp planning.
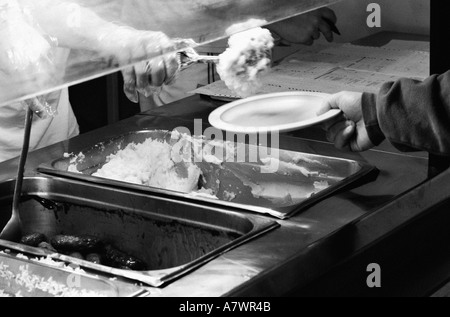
[0,106,34,242]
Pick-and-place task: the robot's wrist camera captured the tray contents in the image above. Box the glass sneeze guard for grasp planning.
[0,0,341,107]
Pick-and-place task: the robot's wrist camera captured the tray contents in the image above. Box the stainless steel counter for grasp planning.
[0,92,438,296]
[3,32,449,297]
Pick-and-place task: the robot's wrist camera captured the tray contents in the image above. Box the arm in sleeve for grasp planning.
[18,0,124,54]
[362,71,450,156]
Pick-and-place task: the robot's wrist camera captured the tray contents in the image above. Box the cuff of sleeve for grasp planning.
[362,92,385,146]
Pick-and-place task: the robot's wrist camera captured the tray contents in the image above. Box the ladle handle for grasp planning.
[12,107,34,212]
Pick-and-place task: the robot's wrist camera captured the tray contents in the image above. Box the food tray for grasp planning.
[0,252,147,297]
[38,130,378,219]
[0,177,279,288]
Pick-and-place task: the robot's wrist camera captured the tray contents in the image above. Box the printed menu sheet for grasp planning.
[381,39,430,52]
[191,40,430,100]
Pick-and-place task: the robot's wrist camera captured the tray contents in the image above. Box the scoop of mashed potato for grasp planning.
[217,27,274,98]
[93,138,202,193]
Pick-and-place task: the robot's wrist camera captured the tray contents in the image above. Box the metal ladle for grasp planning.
[0,106,33,242]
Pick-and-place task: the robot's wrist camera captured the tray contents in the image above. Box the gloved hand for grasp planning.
[22,96,58,119]
[0,0,57,118]
[269,7,338,45]
[98,27,180,103]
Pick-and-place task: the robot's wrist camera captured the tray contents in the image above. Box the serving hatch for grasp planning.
[37,130,378,219]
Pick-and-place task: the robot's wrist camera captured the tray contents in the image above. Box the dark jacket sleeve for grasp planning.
[361,71,450,156]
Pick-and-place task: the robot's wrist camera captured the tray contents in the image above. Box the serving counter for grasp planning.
[0,0,445,298]
[2,12,449,296]
[3,85,448,297]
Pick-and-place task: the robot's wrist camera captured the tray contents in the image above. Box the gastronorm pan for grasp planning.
[37,130,378,219]
[0,252,148,297]
[0,176,279,287]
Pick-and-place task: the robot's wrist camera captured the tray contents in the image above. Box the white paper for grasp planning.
[382,39,430,52]
[191,41,430,99]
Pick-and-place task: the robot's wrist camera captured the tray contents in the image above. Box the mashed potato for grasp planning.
[217,27,274,98]
[93,138,202,193]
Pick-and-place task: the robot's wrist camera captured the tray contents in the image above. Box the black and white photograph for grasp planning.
[0,0,445,301]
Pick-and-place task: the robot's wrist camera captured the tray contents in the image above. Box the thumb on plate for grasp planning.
[317,93,340,116]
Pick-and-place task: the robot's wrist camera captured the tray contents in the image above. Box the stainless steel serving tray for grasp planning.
[0,176,278,288]
[0,252,147,297]
[38,130,378,219]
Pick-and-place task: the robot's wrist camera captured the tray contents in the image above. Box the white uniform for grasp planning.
[0,49,79,162]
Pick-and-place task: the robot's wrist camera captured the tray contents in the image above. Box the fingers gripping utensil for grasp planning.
[0,107,34,242]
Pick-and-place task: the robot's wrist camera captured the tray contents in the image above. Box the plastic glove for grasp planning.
[98,27,180,103]
[0,0,57,117]
[269,7,338,45]
[21,96,58,119]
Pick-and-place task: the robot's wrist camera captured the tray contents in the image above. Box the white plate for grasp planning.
[208,91,341,133]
